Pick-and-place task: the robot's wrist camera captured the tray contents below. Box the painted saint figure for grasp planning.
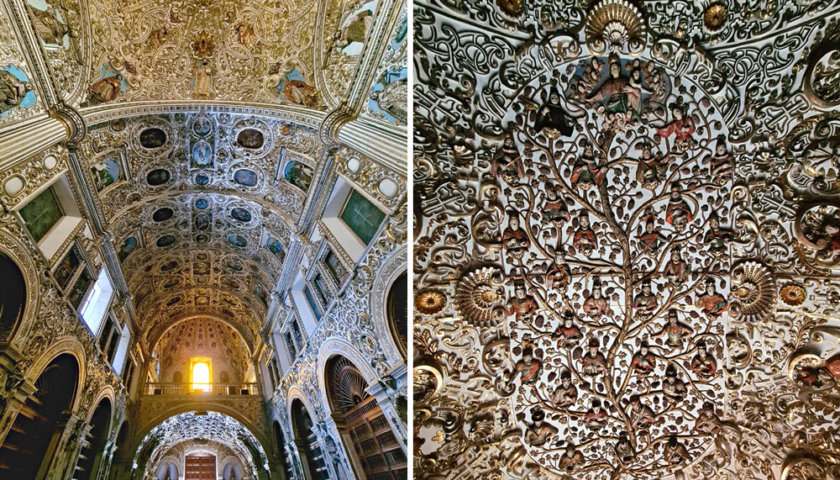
[697,278,728,317]
[663,247,688,286]
[657,101,695,150]
[694,401,721,435]
[704,213,733,257]
[570,139,606,188]
[524,409,557,446]
[545,254,571,292]
[515,346,542,385]
[582,278,608,317]
[492,136,525,184]
[558,443,585,472]
[709,134,734,184]
[638,217,667,253]
[534,88,575,138]
[662,363,687,402]
[0,70,29,114]
[665,185,694,231]
[502,211,530,264]
[581,337,608,376]
[632,279,658,319]
[584,398,608,429]
[629,340,656,374]
[615,432,635,463]
[626,394,655,430]
[656,309,692,348]
[573,211,598,257]
[690,340,717,377]
[507,283,539,320]
[636,141,666,189]
[663,435,690,465]
[554,310,582,346]
[551,369,577,409]
[89,75,123,104]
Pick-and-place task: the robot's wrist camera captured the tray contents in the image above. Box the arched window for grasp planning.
[386,272,407,359]
[0,252,26,342]
[291,400,327,480]
[191,358,211,392]
[326,356,407,479]
[273,422,295,480]
[0,354,79,478]
[75,398,112,480]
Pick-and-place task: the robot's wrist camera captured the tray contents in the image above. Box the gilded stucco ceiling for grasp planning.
[78,111,322,344]
[414,0,840,479]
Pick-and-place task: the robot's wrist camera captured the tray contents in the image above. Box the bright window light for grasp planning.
[80,269,114,335]
[191,359,211,392]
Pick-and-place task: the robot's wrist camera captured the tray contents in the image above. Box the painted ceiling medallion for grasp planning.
[703,3,727,32]
[780,283,807,306]
[585,0,646,54]
[730,261,776,323]
[416,289,447,315]
[454,267,505,327]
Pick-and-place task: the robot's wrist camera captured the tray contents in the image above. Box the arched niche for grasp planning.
[273,421,295,480]
[387,272,408,360]
[75,397,113,480]
[0,353,79,478]
[0,251,26,343]
[0,232,40,350]
[325,355,408,479]
[290,398,327,480]
[222,461,244,480]
[155,461,179,480]
[370,245,407,366]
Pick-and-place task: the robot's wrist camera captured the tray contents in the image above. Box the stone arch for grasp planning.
[370,245,407,366]
[75,396,113,480]
[288,395,327,480]
[133,403,271,456]
[147,313,255,355]
[316,338,379,411]
[0,230,40,349]
[25,337,88,414]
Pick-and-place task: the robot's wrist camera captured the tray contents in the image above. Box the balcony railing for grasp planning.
[145,383,259,396]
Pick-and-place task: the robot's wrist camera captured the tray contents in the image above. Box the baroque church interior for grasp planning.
[0,0,407,478]
[413,0,840,479]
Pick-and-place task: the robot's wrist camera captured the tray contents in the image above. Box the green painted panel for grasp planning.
[339,190,385,245]
[20,188,63,242]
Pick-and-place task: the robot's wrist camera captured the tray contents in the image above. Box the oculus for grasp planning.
[139,128,167,149]
[233,169,258,187]
[236,129,264,149]
[146,169,171,186]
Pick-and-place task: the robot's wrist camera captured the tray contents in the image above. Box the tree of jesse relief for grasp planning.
[489,51,733,478]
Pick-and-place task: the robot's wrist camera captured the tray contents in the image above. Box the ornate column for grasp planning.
[45,413,86,480]
[321,417,356,480]
[313,420,339,480]
[0,353,36,446]
[367,376,407,455]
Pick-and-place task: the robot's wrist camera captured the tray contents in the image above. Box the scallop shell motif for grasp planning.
[584,0,646,54]
[730,261,776,323]
[455,267,505,327]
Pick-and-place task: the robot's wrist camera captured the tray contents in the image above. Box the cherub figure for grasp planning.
[551,369,577,409]
[584,398,608,429]
[663,246,688,285]
[694,401,721,435]
[815,214,840,255]
[583,278,608,317]
[656,309,692,348]
[570,138,606,188]
[554,311,582,346]
[632,279,658,319]
[515,346,542,385]
[666,185,694,231]
[573,211,598,256]
[662,363,687,402]
[626,394,655,430]
[697,278,728,317]
[502,210,530,264]
[524,409,558,446]
[690,340,717,378]
[581,337,608,376]
[492,135,525,185]
[534,87,575,138]
[630,339,656,374]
